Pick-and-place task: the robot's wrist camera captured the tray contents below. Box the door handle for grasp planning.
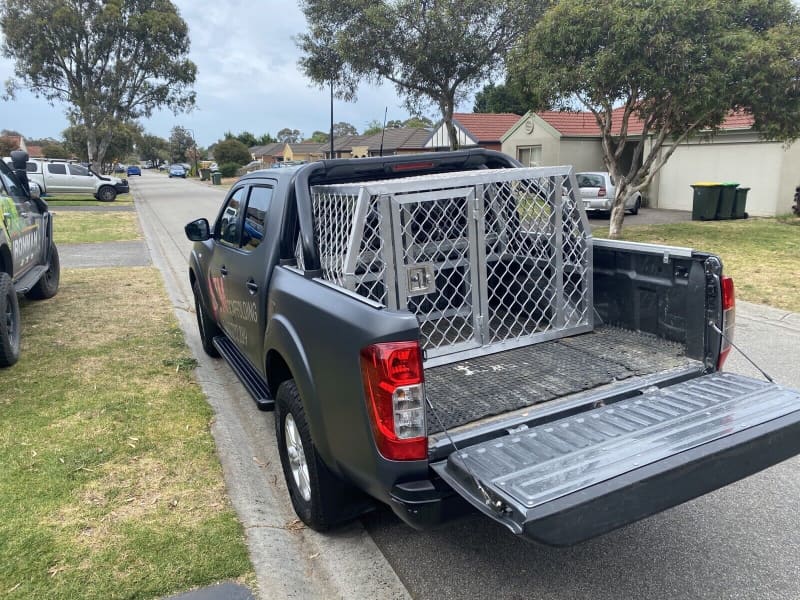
[220,265,228,277]
[246,279,258,295]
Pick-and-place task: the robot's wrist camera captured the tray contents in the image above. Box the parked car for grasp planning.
[0,151,61,367]
[2,158,129,201]
[577,171,641,215]
[168,164,187,178]
[184,150,800,546]
[114,164,126,173]
[127,165,141,176]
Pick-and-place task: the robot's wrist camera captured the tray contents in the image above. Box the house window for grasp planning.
[517,146,542,167]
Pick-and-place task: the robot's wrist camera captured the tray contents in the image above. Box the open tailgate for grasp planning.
[431,372,800,546]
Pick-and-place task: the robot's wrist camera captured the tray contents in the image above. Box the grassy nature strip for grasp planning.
[0,268,253,599]
[609,217,800,312]
[52,211,141,244]
[46,194,134,206]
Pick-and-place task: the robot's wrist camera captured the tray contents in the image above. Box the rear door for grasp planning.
[432,372,800,546]
[67,163,97,193]
[44,162,70,193]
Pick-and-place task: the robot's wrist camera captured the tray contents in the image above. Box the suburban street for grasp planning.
[131,170,800,600]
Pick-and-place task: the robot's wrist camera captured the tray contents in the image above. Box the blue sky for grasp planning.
[0,0,476,147]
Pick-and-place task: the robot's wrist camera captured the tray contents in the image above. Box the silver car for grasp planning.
[577,171,641,215]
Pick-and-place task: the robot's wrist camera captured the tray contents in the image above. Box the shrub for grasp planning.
[214,138,251,166]
[219,162,239,178]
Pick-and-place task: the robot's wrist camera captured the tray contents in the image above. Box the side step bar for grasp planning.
[212,336,273,411]
[13,265,48,294]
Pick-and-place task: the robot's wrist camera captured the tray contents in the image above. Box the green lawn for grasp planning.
[0,268,253,599]
[604,216,800,312]
[46,193,134,207]
[52,211,141,244]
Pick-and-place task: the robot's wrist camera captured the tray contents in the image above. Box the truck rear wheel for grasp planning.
[97,186,117,202]
[26,243,60,300]
[0,273,21,367]
[192,280,220,357]
[275,379,366,531]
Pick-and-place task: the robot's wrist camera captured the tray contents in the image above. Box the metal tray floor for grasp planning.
[425,327,694,434]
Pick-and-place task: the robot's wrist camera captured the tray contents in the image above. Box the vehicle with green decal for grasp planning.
[0,150,60,367]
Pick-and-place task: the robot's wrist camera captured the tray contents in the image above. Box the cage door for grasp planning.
[390,188,482,359]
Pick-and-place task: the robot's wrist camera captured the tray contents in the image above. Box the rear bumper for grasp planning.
[519,410,800,545]
[388,479,470,529]
[582,198,612,211]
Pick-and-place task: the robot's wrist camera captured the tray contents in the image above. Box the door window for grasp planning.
[47,163,67,175]
[218,187,246,246]
[68,164,91,176]
[241,186,273,251]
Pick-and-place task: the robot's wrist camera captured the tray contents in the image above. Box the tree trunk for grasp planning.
[441,98,458,150]
[96,131,113,173]
[607,183,631,239]
[86,128,99,173]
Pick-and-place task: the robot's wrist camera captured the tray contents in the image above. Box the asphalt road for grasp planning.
[132,170,800,600]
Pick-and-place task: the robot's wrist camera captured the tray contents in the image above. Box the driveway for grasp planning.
[587,207,692,227]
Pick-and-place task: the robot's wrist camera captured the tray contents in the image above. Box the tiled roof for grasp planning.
[537,109,754,137]
[250,142,284,157]
[363,127,430,151]
[26,144,43,157]
[452,113,522,142]
[288,142,326,154]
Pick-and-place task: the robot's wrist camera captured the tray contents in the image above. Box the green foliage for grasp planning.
[235,131,258,147]
[0,136,18,156]
[310,130,330,143]
[0,0,196,170]
[473,81,536,114]
[403,115,433,129]
[256,132,276,145]
[41,142,69,159]
[511,0,800,237]
[362,119,384,136]
[169,126,195,164]
[62,120,142,166]
[276,128,302,143]
[332,122,357,137]
[214,139,251,166]
[219,162,239,178]
[138,133,169,167]
[298,0,544,149]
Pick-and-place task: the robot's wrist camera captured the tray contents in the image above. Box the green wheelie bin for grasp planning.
[211,171,222,185]
[690,183,722,221]
[717,182,739,220]
[733,187,750,219]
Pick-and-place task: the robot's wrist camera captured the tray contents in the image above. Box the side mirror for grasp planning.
[10,150,29,171]
[185,218,211,241]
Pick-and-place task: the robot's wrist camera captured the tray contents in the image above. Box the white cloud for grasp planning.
[1,1,478,146]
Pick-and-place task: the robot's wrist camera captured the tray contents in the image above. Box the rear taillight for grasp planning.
[718,275,735,369]
[360,342,427,460]
[597,187,606,197]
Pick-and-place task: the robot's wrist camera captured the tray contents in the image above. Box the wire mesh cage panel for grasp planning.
[308,167,593,366]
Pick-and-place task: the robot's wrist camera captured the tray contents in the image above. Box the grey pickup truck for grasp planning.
[185,150,800,545]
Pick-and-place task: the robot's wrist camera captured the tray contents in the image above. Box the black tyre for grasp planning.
[629,196,641,215]
[192,280,221,357]
[97,186,117,202]
[26,243,60,300]
[275,380,366,531]
[0,273,21,368]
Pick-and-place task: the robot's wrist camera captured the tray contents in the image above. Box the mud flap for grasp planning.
[431,372,800,546]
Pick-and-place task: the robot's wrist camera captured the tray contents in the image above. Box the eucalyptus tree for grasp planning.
[1,0,196,170]
[298,0,543,150]
[512,0,800,238]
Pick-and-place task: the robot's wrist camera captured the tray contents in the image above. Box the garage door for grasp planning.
[656,141,782,216]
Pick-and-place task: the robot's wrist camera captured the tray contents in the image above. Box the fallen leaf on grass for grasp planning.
[7,583,21,593]
[48,565,66,577]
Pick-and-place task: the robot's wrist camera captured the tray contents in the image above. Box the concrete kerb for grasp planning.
[130,181,410,600]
